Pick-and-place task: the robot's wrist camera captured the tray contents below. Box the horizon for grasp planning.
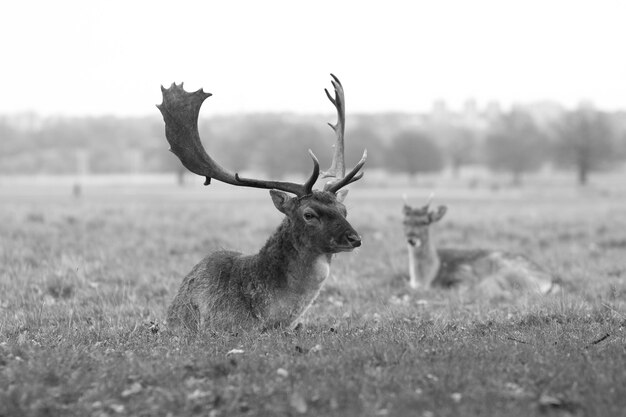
[0,97,615,121]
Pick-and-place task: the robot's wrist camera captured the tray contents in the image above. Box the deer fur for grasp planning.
[403,202,559,298]
[167,189,360,332]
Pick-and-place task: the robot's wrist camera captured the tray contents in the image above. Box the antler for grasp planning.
[425,192,435,208]
[321,74,367,194]
[322,74,346,179]
[157,82,320,197]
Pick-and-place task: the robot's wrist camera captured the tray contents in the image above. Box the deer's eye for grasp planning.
[303,212,317,221]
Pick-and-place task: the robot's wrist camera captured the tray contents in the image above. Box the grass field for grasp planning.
[1,180,625,416]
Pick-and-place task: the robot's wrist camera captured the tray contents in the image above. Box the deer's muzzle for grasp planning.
[330,230,362,252]
[345,232,361,248]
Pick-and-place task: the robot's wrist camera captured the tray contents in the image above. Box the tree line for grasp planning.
[1,102,625,185]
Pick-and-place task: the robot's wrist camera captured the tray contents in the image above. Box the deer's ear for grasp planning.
[428,205,447,223]
[270,190,294,214]
[403,204,413,216]
[335,189,349,203]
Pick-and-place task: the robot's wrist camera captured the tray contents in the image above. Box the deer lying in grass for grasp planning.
[402,197,559,298]
[157,75,366,332]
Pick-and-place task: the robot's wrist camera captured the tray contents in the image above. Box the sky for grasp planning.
[2,0,626,116]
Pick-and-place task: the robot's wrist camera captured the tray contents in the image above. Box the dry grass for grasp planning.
[1,182,625,416]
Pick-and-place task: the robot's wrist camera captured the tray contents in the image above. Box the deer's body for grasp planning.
[158,76,366,332]
[167,249,331,331]
[168,192,353,331]
[403,202,557,297]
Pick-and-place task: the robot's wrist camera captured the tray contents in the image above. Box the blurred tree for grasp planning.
[148,117,187,184]
[484,109,546,186]
[160,150,187,185]
[235,117,326,178]
[201,117,249,173]
[445,126,480,177]
[265,123,325,178]
[0,117,21,155]
[386,130,444,178]
[552,106,619,185]
[235,117,286,176]
[344,125,386,169]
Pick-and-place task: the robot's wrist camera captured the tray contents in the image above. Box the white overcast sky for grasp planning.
[2,0,625,116]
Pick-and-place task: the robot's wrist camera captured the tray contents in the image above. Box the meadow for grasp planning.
[1,179,625,417]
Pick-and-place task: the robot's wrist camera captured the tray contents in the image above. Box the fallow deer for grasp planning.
[158,75,366,332]
[402,196,558,298]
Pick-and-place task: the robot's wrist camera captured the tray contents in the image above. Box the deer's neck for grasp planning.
[256,219,331,313]
[408,231,440,289]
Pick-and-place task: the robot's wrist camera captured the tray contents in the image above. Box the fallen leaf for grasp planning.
[187,389,211,401]
[539,394,562,406]
[121,382,142,397]
[290,392,307,414]
[276,368,289,378]
[310,344,323,353]
[226,349,244,356]
[503,382,529,399]
[329,397,339,410]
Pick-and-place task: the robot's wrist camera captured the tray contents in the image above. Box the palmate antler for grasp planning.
[156,75,365,197]
[157,83,319,197]
[322,74,367,194]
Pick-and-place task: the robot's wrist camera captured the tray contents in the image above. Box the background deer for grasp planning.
[402,197,559,298]
[158,75,366,332]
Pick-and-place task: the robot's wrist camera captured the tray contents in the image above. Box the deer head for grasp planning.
[157,75,366,252]
[402,195,447,248]
[271,189,360,253]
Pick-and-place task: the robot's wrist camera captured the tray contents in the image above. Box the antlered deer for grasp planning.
[402,197,559,298]
[158,75,366,332]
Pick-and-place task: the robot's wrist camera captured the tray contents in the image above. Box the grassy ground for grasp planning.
[1,182,625,416]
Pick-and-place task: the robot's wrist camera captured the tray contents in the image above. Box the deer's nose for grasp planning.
[345,232,361,248]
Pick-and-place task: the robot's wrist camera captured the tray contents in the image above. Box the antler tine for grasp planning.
[322,73,346,180]
[325,149,367,194]
[303,149,321,194]
[158,83,318,197]
[425,192,435,209]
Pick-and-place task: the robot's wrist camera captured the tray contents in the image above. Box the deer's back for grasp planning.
[433,248,554,295]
